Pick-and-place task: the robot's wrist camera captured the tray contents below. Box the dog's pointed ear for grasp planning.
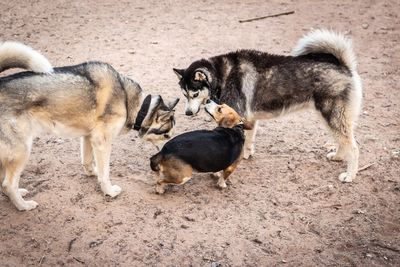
[194,70,207,81]
[155,95,169,110]
[154,96,169,121]
[242,118,255,130]
[173,68,185,80]
[167,98,180,110]
[154,95,163,108]
[155,98,176,122]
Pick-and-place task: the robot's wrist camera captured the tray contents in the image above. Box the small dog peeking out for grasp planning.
[0,42,178,211]
[150,100,251,194]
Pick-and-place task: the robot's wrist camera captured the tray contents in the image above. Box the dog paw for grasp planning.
[243,149,253,160]
[18,188,29,197]
[327,151,344,161]
[155,185,165,194]
[104,185,122,198]
[17,200,39,211]
[338,172,353,183]
[217,178,227,188]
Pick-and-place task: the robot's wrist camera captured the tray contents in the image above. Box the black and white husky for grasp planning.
[173,29,362,183]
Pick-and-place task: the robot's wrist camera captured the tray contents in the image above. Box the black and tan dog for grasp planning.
[0,41,178,211]
[150,101,251,193]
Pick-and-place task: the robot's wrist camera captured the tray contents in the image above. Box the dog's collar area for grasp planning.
[209,95,220,104]
[236,121,245,129]
[133,94,152,131]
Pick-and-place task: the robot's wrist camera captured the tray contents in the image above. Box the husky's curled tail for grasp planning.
[292,29,362,122]
[0,41,53,73]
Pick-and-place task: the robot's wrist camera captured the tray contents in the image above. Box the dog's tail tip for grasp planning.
[150,153,162,172]
[292,29,357,72]
[0,41,53,73]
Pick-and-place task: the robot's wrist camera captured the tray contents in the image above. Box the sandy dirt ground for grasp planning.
[0,0,399,266]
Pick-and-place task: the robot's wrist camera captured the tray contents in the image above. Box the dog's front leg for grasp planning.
[90,133,121,198]
[2,154,38,211]
[243,120,258,159]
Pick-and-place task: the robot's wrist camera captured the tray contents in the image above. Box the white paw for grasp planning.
[217,178,227,188]
[243,147,254,160]
[17,200,39,211]
[327,151,344,161]
[18,188,29,197]
[338,172,353,183]
[104,185,122,198]
[155,184,165,194]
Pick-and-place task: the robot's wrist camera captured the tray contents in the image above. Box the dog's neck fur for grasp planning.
[121,75,146,131]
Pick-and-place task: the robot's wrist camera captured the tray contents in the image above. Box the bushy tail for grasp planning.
[150,153,163,172]
[292,29,357,72]
[294,29,362,123]
[0,41,53,73]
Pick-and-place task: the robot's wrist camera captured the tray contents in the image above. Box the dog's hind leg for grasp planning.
[218,159,241,188]
[318,97,359,182]
[81,136,97,177]
[243,120,258,159]
[2,150,38,211]
[155,159,192,194]
[90,132,121,197]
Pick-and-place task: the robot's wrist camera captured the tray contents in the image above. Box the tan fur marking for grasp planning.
[155,157,193,193]
[210,104,242,128]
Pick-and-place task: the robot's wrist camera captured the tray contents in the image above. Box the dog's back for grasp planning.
[153,125,245,173]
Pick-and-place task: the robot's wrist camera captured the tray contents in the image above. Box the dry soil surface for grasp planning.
[0,0,399,266]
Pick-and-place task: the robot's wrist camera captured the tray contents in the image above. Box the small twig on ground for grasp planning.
[239,11,295,23]
[373,242,400,253]
[38,255,45,265]
[358,162,376,172]
[203,257,214,262]
[32,179,50,187]
[73,257,85,264]
[68,238,77,252]
[321,204,342,209]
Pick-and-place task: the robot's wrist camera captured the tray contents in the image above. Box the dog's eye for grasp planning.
[193,92,199,98]
[217,107,222,113]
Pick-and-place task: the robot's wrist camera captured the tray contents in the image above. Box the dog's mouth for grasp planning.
[204,107,216,121]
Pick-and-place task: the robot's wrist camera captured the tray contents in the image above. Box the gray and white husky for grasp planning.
[0,42,178,211]
[173,29,362,183]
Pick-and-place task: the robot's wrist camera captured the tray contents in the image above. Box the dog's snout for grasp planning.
[185,110,193,116]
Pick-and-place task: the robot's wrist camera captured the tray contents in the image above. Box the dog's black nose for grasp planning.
[185,110,193,116]
[205,99,211,104]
